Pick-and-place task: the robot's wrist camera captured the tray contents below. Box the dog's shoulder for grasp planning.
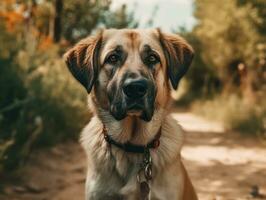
[80,116,105,155]
[161,114,185,149]
[153,114,185,166]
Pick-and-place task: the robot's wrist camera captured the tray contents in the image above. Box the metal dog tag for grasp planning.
[140,181,150,200]
[138,148,153,200]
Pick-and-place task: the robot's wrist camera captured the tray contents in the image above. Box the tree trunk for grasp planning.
[53,0,63,43]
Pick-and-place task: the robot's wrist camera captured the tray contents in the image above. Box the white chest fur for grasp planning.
[81,115,185,200]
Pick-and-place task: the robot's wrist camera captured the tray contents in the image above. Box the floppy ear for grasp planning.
[158,30,194,90]
[63,34,102,93]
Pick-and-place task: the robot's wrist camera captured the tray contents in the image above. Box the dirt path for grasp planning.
[174,113,266,200]
[1,112,266,200]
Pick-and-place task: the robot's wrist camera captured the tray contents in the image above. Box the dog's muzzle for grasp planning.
[109,77,156,121]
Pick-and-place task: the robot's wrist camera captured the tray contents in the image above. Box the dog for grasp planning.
[64,29,198,200]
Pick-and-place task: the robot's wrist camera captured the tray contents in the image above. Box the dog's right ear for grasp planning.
[64,34,102,93]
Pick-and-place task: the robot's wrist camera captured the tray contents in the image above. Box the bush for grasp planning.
[0,31,89,171]
[192,94,266,135]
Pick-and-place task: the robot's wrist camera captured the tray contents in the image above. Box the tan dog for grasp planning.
[64,29,198,200]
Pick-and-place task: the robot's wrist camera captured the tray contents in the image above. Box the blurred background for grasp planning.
[0,0,265,199]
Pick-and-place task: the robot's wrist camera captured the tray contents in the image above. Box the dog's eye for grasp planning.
[106,54,120,65]
[146,54,160,65]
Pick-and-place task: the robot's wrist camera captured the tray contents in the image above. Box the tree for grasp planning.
[238,0,266,34]
[102,4,138,29]
[62,0,110,43]
[53,0,63,42]
[191,0,265,99]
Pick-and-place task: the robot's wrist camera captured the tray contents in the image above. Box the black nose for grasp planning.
[123,78,148,99]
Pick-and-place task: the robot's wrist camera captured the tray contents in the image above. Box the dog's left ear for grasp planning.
[158,30,194,90]
[63,33,102,93]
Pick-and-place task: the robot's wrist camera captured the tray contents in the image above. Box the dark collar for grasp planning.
[103,127,161,153]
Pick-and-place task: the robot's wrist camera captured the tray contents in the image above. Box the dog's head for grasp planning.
[64,29,193,121]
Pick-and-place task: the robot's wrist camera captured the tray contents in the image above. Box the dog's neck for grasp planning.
[96,107,166,146]
[82,100,184,179]
[86,96,184,168]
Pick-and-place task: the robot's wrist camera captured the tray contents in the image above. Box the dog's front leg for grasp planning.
[85,171,124,200]
[151,160,188,200]
[180,162,198,200]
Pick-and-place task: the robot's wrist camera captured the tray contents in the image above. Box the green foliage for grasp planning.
[180,0,266,136]
[237,0,266,34]
[194,0,263,73]
[62,0,137,42]
[62,0,110,42]
[102,4,138,29]
[0,28,89,170]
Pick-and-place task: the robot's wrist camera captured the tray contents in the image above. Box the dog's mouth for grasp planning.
[109,97,155,122]
[126,102,144,116]
[127,99,144,110]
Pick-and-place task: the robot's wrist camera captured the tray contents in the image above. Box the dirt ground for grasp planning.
[0,112,266,200]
